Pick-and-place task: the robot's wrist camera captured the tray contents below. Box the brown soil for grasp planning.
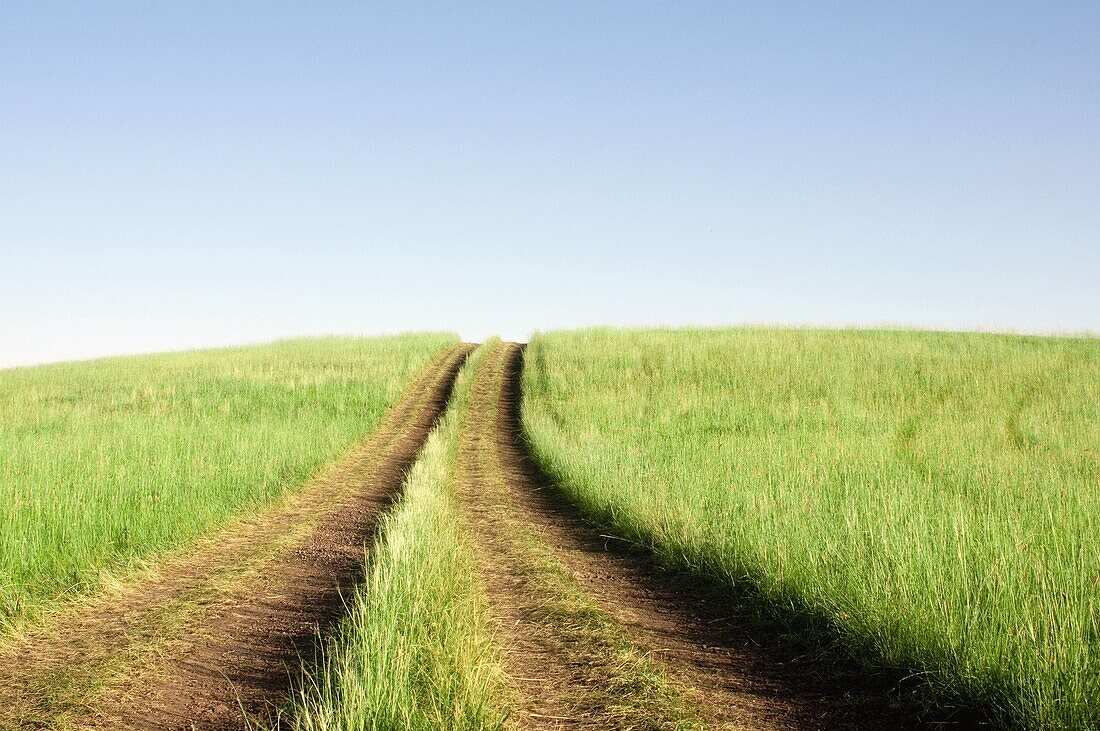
[458,343,624,729]
[0,344,473,731]
[458,342,924,730]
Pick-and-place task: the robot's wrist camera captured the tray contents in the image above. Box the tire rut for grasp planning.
[458,344,608,729]
[0,344,473,731]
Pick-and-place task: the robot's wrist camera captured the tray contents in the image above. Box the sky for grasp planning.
[2,1,1098,367]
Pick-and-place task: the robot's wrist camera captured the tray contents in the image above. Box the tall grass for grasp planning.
[521,327,1100,729]
[0,334,456,628]
[284,345,508,731]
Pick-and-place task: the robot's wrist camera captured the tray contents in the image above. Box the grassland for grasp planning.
[0,334,456,629]
[285,344,509,731]
[520,327,1100,729]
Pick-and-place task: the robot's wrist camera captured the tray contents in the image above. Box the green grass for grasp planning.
[282,344,509,731]
[520,327,1100,729]
[0,334,456,629]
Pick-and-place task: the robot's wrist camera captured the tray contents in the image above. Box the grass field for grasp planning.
[0,334,456,629]
[4,328,1097,729]
[520,327,1100,729]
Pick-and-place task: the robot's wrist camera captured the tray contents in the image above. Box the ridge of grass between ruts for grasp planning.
[520,327,1100,730]
[278,343,510,731]
[0,334,457,630]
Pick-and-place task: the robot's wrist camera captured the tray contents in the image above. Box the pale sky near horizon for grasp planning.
[2,2,1098,368]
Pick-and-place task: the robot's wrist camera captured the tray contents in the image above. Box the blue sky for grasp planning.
[2,2,1097,366]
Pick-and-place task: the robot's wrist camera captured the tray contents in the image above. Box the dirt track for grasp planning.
[1,340,929,730]
[457,342,919,729]
[0,344,472,730]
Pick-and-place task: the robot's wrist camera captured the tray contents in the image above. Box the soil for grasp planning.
[457,342,607,729]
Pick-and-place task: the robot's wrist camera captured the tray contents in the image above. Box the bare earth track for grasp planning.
[2,340,933,730]
[458,342,921,730]
[0,344,472,730]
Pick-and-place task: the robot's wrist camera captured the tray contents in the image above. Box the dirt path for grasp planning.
[0,344,473,731]
[457,342,919,730]
[457,343,677,730]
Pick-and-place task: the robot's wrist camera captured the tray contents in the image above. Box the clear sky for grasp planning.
[2,2,1098,367]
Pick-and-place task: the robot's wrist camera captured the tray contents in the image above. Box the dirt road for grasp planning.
[1,341,925,730]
